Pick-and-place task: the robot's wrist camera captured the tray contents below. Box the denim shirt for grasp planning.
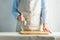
[12,0,47,24]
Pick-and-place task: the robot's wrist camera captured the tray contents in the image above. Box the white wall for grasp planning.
[0,0,60,32]
[0,0,17,32]
[46,0,60,32]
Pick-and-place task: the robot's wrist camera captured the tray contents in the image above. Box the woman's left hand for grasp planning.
[43,23,52,33]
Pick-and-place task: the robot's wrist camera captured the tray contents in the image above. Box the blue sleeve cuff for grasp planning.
[12,12,19,19]
[42,17,47,24]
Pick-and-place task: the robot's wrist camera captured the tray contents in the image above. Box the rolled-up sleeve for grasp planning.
[12,0,20,19]
[41,0,47,24]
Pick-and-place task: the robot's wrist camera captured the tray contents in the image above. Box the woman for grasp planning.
[12,0,51,33]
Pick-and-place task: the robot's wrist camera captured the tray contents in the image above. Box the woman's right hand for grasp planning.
[17,13,24,21]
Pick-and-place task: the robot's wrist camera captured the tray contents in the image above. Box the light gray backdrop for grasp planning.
[0,0,17,32]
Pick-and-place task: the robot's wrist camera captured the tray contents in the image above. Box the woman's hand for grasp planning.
[17,13,24,21]
[43,23,52,33]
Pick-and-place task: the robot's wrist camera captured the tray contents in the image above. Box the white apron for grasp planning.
[17,0,41,31]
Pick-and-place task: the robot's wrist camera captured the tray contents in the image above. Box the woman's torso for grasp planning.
[18,0,41,31]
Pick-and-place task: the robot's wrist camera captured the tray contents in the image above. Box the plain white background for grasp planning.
[0,0,60,32]
[46,0,60,32]
[0,0,17,32]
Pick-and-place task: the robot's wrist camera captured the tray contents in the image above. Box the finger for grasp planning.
[43,27,46,31]
[20,14,24,21]
[45,28,52,33]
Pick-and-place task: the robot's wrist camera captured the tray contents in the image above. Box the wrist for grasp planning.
[43,23,47,27]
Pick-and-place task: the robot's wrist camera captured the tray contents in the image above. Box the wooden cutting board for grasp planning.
[20,31,49,35]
